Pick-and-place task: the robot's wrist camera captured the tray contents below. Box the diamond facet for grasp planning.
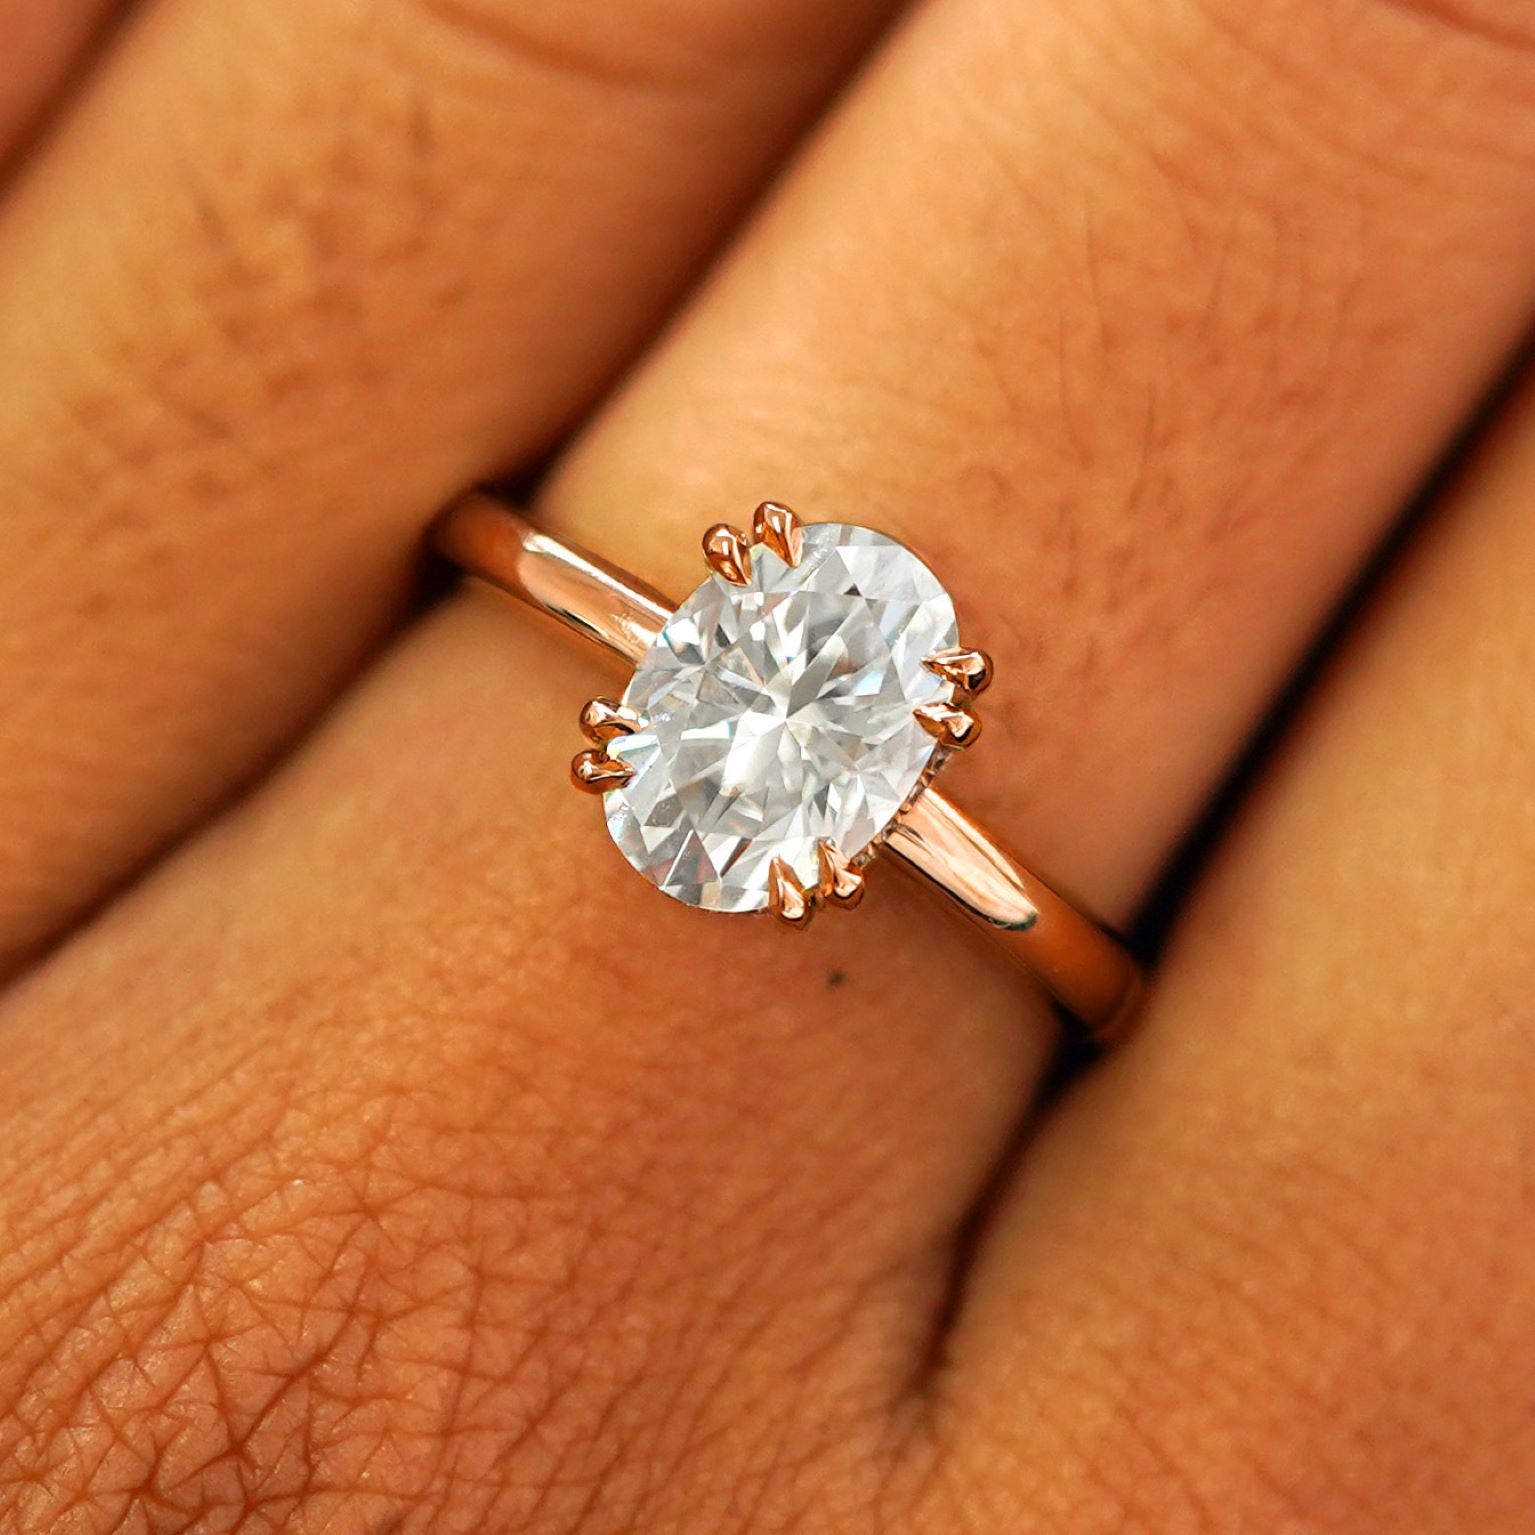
[603,523,960,912]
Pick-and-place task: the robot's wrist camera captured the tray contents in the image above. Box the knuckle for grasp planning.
[160,21,457,405]
[0,1077,564,1531]
[34,0,830,529]
[0,1053,884,1534]
[0,1101,478,1528]
[28,26,462,526]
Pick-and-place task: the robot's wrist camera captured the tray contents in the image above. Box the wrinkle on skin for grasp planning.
[2,0,1535,1529]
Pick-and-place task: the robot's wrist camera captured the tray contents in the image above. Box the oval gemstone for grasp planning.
[604,523,959,912]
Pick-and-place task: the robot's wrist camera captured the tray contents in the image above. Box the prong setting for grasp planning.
[579,696,643,744]
[702,523,753,585]
[816,840,866,910]
[764,841,869,928]
[581,516,964,916]
[923,646,993,696]
[769,858,815,928]
[571,748,635,794]
[752,501,804,566]
[915,700,983,749]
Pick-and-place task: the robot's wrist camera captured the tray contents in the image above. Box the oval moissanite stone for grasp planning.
[604,523,960,912]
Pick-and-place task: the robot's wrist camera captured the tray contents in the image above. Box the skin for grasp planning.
[0,0,1533,1531]
[0,0,123,163]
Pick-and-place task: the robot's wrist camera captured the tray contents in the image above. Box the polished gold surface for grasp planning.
[886,791,1140,1042]
[434,492,669,665]
[923,646,994,695]
[915,700,983,748]
[702,523,753,585]
[434,493,1142,1043]
[769,858,815,928]
[816,840,866,910]
[579,697,643,744]
[753,501,805,566]
[571,748,635,794]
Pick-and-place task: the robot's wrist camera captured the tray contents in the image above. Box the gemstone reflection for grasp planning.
[603,523,959,912]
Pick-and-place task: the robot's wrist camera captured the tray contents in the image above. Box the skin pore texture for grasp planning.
[0,0,1533,1531]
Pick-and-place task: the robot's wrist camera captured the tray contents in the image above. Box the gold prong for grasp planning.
[915,701,983,749]
[579,697,643,744]
[702,523,752,585]
[571,748,635,793]
[816,840,865,910]
[923,646,994,696]
[752,502,804,566]
[768,857,815,929]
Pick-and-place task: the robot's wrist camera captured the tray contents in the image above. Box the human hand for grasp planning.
[1,2,1533,1530]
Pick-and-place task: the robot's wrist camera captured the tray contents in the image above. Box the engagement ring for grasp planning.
[435,494,1140,1042]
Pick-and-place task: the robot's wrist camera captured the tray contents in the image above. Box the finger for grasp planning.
[4,1,1535,1531]
[940,379,1535,1525]
[544,0,1535,918]
[0,0,123,166]
[0,0,903,974]
[0,599,1037,1532]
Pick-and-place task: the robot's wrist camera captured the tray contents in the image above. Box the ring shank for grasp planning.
[884,793,1140,1041]
[434,493,1141,1042]
[433,490,673,662]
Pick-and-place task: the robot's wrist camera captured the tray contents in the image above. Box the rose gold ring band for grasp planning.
[434,492,1142,1044]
